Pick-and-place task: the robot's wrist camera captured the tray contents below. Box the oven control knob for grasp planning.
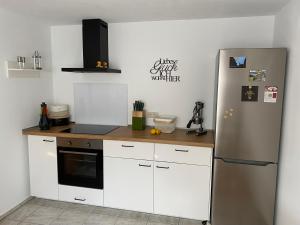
[68,141,72,145]
[87,142,91,148]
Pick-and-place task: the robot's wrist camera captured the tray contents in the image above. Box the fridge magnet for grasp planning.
[249,69,267,82]
[241,86,258,102]
[229,56,246,68]
[264,86,278,103]
[150,58,180,82]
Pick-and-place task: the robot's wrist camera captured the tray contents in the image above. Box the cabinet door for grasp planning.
[28,135,58,200]
[104,157,153,213]
[154,162,211,220]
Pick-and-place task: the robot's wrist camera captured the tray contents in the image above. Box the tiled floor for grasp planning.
[0,198,207,225]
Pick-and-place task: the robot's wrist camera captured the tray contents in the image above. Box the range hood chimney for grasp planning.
[61,19,121,73]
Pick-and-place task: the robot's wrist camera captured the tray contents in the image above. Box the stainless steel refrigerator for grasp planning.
[211,48,287,225]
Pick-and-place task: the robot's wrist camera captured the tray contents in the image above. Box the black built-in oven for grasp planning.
[57,138,103,189]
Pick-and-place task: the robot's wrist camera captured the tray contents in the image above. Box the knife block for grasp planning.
[132,111,146,130]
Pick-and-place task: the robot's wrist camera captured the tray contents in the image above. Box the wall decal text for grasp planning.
[150,58,180,82]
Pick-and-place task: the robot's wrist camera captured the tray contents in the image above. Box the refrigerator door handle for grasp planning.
[217,158,275,166]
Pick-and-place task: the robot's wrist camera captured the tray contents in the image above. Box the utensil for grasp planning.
[186,101,207,136]
[133,101,144,111]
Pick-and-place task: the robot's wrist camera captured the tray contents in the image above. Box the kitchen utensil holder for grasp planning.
[132,111,146,130]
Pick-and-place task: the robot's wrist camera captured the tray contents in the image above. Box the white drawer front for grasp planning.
[155,144,212,166]
[58,185,103,206]
[104,140,154,160]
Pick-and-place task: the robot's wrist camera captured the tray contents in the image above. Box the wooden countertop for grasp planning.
[22,124,214,148]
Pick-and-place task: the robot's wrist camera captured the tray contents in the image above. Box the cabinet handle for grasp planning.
[59,150,97,156]
[175,149,189,153]
[156,166,170,169]
[43,139,54,143]
[121,145,134,148]
[74,198,86,202]
[139,164,152,168]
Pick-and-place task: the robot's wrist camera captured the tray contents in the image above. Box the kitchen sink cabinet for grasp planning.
[104,157,154,213]
[154,161,211,220]
[28,135,58,200]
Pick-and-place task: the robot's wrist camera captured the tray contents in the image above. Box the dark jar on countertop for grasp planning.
[39,102,50,130]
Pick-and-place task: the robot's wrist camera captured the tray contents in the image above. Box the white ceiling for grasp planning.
[0,0,290,25]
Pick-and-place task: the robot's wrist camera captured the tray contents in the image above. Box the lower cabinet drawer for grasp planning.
[58,185,103,206]
[104,140,154,160]
[155,144,212,166]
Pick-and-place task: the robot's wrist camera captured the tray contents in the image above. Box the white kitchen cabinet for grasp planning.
[26,135,212,220]
[154,161,211,220]
[28,135,58,200]
[104,157,153,213]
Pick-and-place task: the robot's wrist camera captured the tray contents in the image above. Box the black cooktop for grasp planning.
[63,124,119,135]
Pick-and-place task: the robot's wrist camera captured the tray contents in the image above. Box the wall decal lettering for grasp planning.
[150,58,180,82]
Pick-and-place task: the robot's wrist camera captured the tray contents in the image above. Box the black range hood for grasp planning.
[61,19,121,73]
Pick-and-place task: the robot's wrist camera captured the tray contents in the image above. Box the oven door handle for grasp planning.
[58,150,97,156]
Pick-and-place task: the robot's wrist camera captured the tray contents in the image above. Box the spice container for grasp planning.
[32,51,42,70]
[17,56,25,69]
[153,115,177,133]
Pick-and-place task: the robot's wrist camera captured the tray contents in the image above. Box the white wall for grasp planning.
[273,1,300,224]
[51,16,275,128]
[0,9,53,216]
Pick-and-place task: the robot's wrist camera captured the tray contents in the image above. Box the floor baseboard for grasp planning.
[0,196,33,221]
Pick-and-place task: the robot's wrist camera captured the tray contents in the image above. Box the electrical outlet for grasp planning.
[146,112,159,118]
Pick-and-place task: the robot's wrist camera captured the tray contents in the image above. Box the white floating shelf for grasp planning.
[5,60,41,78]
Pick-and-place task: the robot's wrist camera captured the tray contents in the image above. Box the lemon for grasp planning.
[155,129,161,135]
[150,128,157,135]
